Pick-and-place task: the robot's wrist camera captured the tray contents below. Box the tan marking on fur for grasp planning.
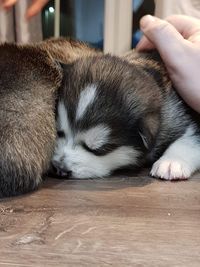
[39,38,102,64]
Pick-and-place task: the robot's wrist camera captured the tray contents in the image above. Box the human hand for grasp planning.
[0,0,49,18]
[136,15,200,113]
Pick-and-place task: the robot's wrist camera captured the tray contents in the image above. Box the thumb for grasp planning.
[139,15,186,67]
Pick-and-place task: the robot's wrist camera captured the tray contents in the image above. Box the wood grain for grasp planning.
[0,169,200,266]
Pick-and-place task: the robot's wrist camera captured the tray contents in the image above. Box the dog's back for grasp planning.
[39,37,101,64]
[0,43,61,197]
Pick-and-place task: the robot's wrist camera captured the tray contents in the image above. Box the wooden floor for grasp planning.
[0,169,200,266]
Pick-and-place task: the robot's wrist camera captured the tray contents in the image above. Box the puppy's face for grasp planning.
[52,55,155,178]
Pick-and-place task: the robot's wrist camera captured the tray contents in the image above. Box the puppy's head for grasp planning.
[52,55,160,178]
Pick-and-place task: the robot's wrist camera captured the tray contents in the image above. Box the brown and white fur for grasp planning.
[0,38,96,197]
[52,45,200,181]
[1,38,200,197]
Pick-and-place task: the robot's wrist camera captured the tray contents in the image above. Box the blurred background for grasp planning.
[0,0,200,54]
[0,0,154,54]
[42,0,154,49]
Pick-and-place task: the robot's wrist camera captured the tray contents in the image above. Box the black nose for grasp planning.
[52,160,72,178]
[59,170,72,178]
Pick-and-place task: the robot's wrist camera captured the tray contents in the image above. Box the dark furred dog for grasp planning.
[53,48,200,180]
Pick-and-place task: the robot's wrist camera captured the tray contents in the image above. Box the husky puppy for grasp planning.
[53,49,200,180]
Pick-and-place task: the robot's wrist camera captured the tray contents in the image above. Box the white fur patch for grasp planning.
[151,125,200,180]
[76,84,97,120]
[54,97,141,179]
[53,143,140,179]
[77,124,111,150]
[57,101,71,136]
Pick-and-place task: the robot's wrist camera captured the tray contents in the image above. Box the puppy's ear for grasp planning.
[139,112,159,150]
[56,61,74,84]
[55,61,67,71]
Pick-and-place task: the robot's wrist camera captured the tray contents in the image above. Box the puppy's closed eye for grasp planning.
[82,142,118,156]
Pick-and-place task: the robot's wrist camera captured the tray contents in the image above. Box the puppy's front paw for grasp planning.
[150,157,191,180]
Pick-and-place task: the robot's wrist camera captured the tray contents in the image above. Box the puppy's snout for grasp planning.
[52,159,61,169]
[52,159,72,177]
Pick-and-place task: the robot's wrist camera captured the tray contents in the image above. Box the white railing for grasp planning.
[54,0,60,38]
[104,0,132,55]
[53,0,133,55]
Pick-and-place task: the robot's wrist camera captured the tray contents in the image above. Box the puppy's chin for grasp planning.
[46,164,70,179]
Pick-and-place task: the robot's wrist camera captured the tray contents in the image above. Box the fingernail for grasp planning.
[140,15,156,29]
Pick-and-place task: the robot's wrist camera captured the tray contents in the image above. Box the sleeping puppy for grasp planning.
[52,49,200,180]
[1,38,199,198]
[0,39,96,197]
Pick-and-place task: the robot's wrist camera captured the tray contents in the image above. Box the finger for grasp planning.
[166,15,200,40]
[138,15,187,65]
[26,0,48,18]
[136,35,155,51]
[1,0,17,9]
[137,15,200,51]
